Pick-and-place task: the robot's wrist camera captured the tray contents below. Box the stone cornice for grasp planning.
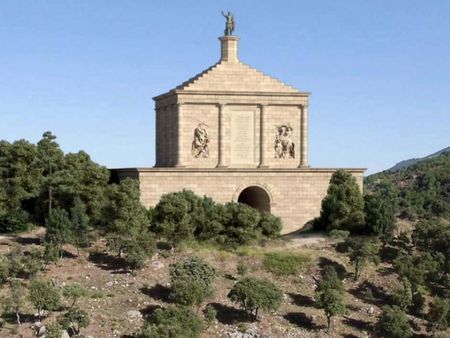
[111,167,366,174]
[153,89,310,101]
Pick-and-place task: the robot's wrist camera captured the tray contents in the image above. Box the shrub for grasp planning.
[328,229,350,239]
[262,252,310,276]
[315,266,346,333]
[227,277,283,320]
[314,169,365,233]
[169,257,215,307]
[203,305,216,328]
[28,279,61,319]
[259,212,282,238]
[392,281,412,311]
[58,307,90,336]
[428,297,450,332]
[45,208,72,253]
[169,257,215,288]
[0,208,30,233]
[135,306,204,338]
[63,283,88,308]
[45,322,64,338]
[237,262,248,276]
[0,257,10,284]
[345,237,380,281]
[375,305,412,338]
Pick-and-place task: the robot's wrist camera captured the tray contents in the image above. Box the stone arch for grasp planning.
[234,184,272,213]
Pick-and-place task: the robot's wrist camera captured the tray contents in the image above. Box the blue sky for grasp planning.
[1,1,449,174]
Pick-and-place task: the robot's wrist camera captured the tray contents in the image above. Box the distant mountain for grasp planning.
[388,146,450,172]
[365,149,450,221]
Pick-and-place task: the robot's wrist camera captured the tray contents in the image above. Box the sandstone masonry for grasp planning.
[112,32,365,234]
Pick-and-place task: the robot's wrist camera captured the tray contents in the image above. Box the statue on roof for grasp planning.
[221,11,235,36]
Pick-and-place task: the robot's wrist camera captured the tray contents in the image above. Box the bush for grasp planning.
[0,208,30,233]
[328,229,350,239]
[28,279,61,319]
[169,257,215,307]
[375,305,412,338]
[428,297,450,332]
[153,190,282,246]
[0,257,10,284]
[345,237,380,281]
[45,322,64,338]
[262,252,310,276]
[203,305,216,328]
[58,307,90,336]
[314,170,365,233]
[63,283,88,308]
[237,262,248,276]
[227,277,283,320]
[135,306,204,338]
[315,266,346,333]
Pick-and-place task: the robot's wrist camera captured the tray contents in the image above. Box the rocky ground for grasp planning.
[0,228,433,337]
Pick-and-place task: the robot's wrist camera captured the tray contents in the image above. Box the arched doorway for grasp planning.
[237,186,271,213]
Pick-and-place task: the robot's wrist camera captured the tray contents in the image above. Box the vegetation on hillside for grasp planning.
[365,151,450,221]
[1,133,450,337]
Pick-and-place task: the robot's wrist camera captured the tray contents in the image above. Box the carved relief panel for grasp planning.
[191,123,210,158]
[274,124,295,159]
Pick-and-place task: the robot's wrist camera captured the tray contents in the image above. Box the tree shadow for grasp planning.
[318,257,349,279]
[283,312,324,330]
[15,236,41,245]
[343,334,359,338]
[380,245,400,262]
[288,293,318,308]
[349,280,392,307]
[2,313,36,324]
[140,284,172,303]
[342,316,373,331]
[88,252,129,273]
[208,302,253,325]
[139,304,162,318]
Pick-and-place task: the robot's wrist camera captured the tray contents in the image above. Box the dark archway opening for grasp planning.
[237,186,271,213]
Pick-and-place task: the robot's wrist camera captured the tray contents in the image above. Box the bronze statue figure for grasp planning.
[221,11,235,36]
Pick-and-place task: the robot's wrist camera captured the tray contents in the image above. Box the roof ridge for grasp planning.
[176,62,221,90]
[238,62,300,92]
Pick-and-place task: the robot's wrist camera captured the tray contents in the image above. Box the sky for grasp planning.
[0,1,449,175]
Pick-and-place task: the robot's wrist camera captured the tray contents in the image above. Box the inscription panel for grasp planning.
[230,111,255,164]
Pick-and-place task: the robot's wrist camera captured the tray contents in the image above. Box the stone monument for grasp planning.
[112,14,365,233]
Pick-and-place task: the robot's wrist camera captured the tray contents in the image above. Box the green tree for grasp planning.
[45,207,72,256]
[3,280,26,325]
[63,283,88,308]
[375,305,412,338]
[364,194,397,245]
[428,297,450,333]
[135,306,204,338]
[315,169,365,233]
[202,305,217,329]
[227,277,283,320]
[28,279,61,320]
[392,280,413,311]
[58,307,90,336]
[169,257,215,309]
[36,131,65,217]
[70,197,91,254]
[45,322,64,338]
[315,266,346,333]
[104,179,154,269]
[153,190,196,245]
[0,139,41,232]
[345,237,380,281]
[0,256,10,284]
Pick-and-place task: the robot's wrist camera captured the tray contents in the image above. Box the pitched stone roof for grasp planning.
[175,60,301,93]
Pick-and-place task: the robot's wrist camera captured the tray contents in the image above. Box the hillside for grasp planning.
[365,150,450,221]
[387,146,450,172]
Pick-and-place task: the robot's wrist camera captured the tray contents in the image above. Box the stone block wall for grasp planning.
[127,168,365,234]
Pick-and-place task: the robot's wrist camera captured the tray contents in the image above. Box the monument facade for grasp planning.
[113,16,365,233]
